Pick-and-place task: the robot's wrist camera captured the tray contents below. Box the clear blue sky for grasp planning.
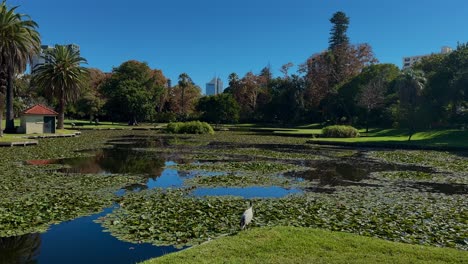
[7,0,468,94]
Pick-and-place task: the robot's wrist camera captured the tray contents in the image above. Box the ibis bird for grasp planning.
[240,200,253,230]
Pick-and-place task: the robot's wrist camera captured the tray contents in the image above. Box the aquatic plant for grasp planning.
[166,121,214,135]
[98,187,467,249]
[322,126,360,138]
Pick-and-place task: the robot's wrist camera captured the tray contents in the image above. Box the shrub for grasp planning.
[166,121,214,135]
[322,125,360,138]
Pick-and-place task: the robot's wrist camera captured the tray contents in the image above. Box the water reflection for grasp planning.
[401,181,468,195]
[287,160,433,187]
[285,162,369,186]
[0,234,40,264]
[56,148,164,177]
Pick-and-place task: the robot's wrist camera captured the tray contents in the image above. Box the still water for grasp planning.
[2,138,303,264]
[2,135,458,264]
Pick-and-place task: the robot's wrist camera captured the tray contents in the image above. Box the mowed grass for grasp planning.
[0,134,29,142]
[142,227,467,264]
[63,119,163,129]
[311,129,468,148]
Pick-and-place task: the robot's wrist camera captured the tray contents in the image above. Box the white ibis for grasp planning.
[240,201,253,230]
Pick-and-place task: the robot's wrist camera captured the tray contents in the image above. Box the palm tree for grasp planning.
[178,73,192,118]
[396,69,426,141]
[0,0,40,132]
[0,70,6,137]
[33,45,88,129]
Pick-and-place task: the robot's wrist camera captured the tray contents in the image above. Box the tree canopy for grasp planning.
[0,0,40,132]
[101,60,167,124]
[33,45,89,129]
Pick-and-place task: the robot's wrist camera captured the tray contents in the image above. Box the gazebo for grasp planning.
[18,104,58,134]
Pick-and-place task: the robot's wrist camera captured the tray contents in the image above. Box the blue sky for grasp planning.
[7,0,468,93]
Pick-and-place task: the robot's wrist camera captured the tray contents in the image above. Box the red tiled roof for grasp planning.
[22,104,58,116]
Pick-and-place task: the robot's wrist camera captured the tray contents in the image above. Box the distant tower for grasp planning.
[216,77,223,94]
[206,77,223,96]
[166,79,172,88]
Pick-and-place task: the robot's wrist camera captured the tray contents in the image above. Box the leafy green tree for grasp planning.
[197,94,240,124]
[303,11,377,122]
[75,92,105,120]
[396,69,426,140]
[444,43,468,123]
[69,68,108,120]
[336,64,400,128]
[414,43,468,126]
[33,45,88,129]
[101,60,166,124]
[329,11,350,49]
[263,75,305,124]
[168,73,201,119]
[0,1,40,132]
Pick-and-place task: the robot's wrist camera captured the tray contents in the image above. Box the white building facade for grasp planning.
[402,46,452,69]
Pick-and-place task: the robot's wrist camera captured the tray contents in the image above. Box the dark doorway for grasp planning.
[44,116,56,133]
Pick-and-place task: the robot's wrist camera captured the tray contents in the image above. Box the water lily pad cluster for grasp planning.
[98,187,467,249]
[0,131,146,237]
[172,161,306,174]
[376,171,467,184]
[370,150,468,173]
[97,189,246,246]
[184,173,305,187]
[207,147,325,160]
[0,169,143,237]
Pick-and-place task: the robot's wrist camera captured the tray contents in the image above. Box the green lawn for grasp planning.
[0,134,29,142]
[1,118,21,128]
[0,129,79,142]
[63,119,163,129]
[311,129,468,148]
[142,227,467,264]
[226,123,468,148]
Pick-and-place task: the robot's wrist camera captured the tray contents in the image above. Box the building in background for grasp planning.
[402,46,452,69]
[205,77,223,96]
[31,44,80,73]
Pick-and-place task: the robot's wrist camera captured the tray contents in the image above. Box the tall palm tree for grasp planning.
[0,0,40,132]
[0,70,6,136]
[178,73,192,118]
[34,45,88,129]
[396,69,426,141]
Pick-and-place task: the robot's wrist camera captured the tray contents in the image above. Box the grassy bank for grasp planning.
[309,129,468,149]
[0,129,79,142]
[227,124,468,149]
[142,227,467,264]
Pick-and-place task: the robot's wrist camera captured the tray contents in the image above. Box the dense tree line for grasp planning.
[1,3,466,133]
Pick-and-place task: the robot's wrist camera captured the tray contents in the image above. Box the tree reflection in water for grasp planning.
[0,234,41,264]
[58,148,165,178]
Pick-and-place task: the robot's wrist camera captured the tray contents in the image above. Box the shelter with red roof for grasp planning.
[18,104,58,134]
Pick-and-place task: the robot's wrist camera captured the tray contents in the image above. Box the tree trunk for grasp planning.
[58,95,65,129]
[407,108,415,141]
[5,66,15,132]
[181,86,185,117]
[0,111,3,137]
[365,109,369,134]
